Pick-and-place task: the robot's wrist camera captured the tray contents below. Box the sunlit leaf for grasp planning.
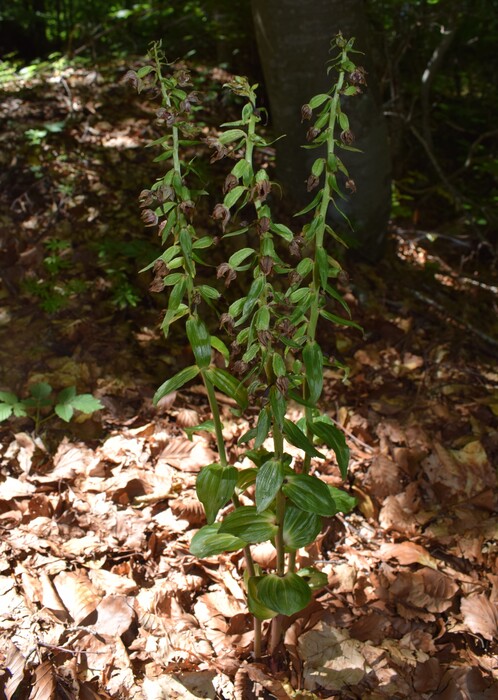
[310,419,349,478]
[196,463,238,524]
[255,459,285,513]
[257,572,311,616]
[283,504,322,549]
[283,473,337,516]
[218,506,277,543]
[283,419,324,458]
[186,317,212,369]
[303,341,323,404]
[153,365,200,404]
[190,523,245,558]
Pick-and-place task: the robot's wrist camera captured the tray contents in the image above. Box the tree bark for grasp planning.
[251,0,391,260]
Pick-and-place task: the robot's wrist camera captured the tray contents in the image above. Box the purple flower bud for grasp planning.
[138,189,155,207]
[301,104,313,122]
[212,204,231,232]
[340,129,355,145]
[141,209,158,227]
[306,127,321,142]
[306,174,320,192]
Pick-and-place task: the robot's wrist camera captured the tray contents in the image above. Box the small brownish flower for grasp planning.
[204,137,228,163]
[149,260,167,293]
[141,209,158,227]
[174,68,192,87]
[232,360,249,377]
[306,174,320,192]
[340,129,355,145]
[156,108,177,126]
[122,70,139,89]
[306,127,321,142]
[138,189,155,207]
[220,313,235,334]
[276,376,289,395]
[212,203,231,231]
[301,103,313,122]
[216,262,237,287]
[230,340,242,357]
[180,91,200,113]
[289,235,304,257]
[257,330,272,348]
[349,66,367,87]
[276,318,295,338]
[223,173,238,195]
[179,200,195,221]
[253,179,271,202]
[155,185,174,203]
[289,270,302,286]
[260,255,274,276]
[256,216,271,236]
[338,270,349,286]
[345,178,356,193]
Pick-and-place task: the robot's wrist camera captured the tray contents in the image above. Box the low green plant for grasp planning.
[130,34,364,657]
[0,382,102,434]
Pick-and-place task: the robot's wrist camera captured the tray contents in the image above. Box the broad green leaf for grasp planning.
[0,391,19,404]
[270,222,293,242]
[303,342,323,404]
[231,158,252,179]
[235,468,257,494]
[196,463,238,524]
[283,504,322,549]
[309,93,330,109]
[218,506,277,543]
[55,403,74,422]
[269,386,286,430]
[239,276,266,323]
[254,407,271,449]
[218,128,245,145]
[257,573,311,616]
[297,567,328,591]
[204,367,248,410]
[255,459,285,513]
[228,248,255,269]
[69,395,103,414]
[184,419,216,440]
[223,185,246,209]
[329,486,356,514]
[186,317,211,369]
[210,335,229,362]
[247,576,278,620]
[153,365,200,404]
[310,420,349,479]
[192,236,213,250]
[282,419,324,459]
[190,523,245,558]
[283,474,337,516]
[29,383,53,400]
[0,404,14,421]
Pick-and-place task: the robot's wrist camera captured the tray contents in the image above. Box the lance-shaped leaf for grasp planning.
[283,419,324,459]
[254,406,271,449]
[247,576,279,620]
[218,506,277,543]
[303,341,323,404]
[204,367,248,410]
[297,567,328,591]
[153,365,200,404]
[329,486,356,514]
[257,573,312,616]
[190,523,245,558]
[282,474,337,517]
[283,504,322,549]
[228,247,255,269]
[196,463,238,524]
[310,419,350,479]
[316,247,329,290]
[255,459,285,513]
[186,317,212,369]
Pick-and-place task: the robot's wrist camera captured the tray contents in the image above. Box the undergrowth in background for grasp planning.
[129,34,365,656]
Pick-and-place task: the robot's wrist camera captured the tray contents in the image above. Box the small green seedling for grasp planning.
[0,382,102,434]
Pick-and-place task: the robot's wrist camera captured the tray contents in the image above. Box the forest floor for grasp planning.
[0,58,497,700]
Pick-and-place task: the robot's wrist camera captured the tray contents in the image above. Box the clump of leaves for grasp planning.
[130,34,364,657]
[0,382,102,434]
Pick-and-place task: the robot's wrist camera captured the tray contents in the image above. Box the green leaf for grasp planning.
[294,190,322,217]
[204,367,248,410]
[184,419,216,440]
[283,504,322,549]
[269,386,286,430]
[197,284,221,302]
[190,523,245,558]
[329,486,356,514]
[0,391,19,404]
[296,257,313,278]
[29,383,53,400]
[257,573,311,616]
[272,353,286,378]
[218,506,277,543]
[228,247,255,269]
[239,276,266,323]
[218,128,246,145]
[210,335,229,363]
[309,93,330,109]
[320,309,363,332]
[297,567,328,591]
[310,420,350,479]
[236,468,257,494]
[255,306,270,331]
[153,365,200,404]
[255,459,285,513]
[282,419,324,459]
[186,317,212,369]
[196,463,238,524]
[316,247,329,289]
[54,403,73,422]
[303,342,323,404]
[270,222,293,242]
[247,576,279,620]
[283,474,337,516]
[69,395,103,414]
[223,185,246,209]
[254,406,271,449]
[0,404,14,421]
[338,111,349,130]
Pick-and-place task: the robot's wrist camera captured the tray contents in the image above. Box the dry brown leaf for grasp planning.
[29,660,55,700]
[244,663,294,699]
[0,476,36,500]
[86,567,138,595]
[39,572,68,621]
[461,594,498,641]
[53,571,101,624]
[365,455,402,500]
[92,595,135,637]
[378,542,439,569]
[4,642,26,700]
[349,613,391,644]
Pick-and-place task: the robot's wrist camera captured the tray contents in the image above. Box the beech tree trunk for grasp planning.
[251,0,391,260]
